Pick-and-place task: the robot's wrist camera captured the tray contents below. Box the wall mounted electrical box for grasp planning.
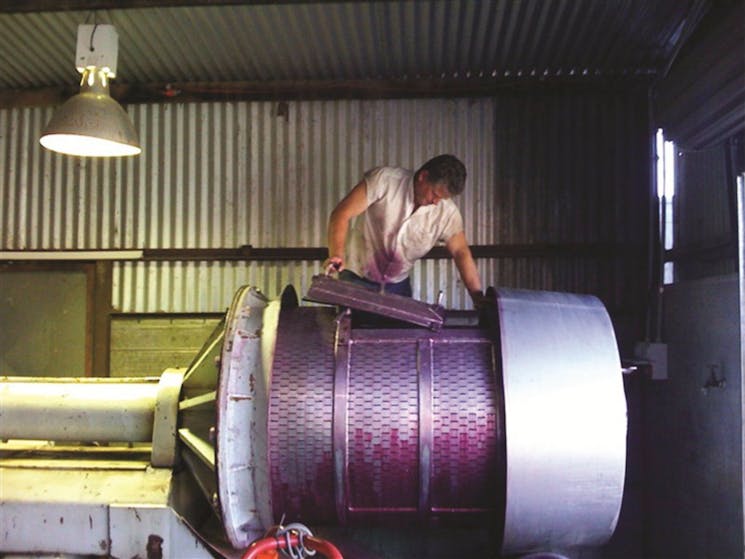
[634,341,669,380]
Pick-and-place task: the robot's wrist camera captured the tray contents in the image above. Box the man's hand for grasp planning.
[470,290,491,309]
[323,256,344,275]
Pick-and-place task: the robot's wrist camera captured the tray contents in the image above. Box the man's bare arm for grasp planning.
[324,180,369,271]
[446,231,483,302]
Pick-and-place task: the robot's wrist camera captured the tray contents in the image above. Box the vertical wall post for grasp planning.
[91,260,113,377]
[737,171,745,549]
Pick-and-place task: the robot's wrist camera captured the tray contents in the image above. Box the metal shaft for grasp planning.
[0,377,160,442]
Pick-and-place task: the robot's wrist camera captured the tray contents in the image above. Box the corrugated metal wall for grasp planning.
[3,100,493,250]
[0,98,495,310]
[1,90,650,329]
[674,143,737,280]
[490,86,651,340]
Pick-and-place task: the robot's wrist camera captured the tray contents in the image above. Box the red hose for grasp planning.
[241,536,279,559]
[242,533,344,559]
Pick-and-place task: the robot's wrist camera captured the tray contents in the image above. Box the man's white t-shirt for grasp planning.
[346,166,464,284]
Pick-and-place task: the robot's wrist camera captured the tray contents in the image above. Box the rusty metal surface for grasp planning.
[215,285,272,547]
[0,466,197,555]
[304,274,446,330]
[268,302,501,526]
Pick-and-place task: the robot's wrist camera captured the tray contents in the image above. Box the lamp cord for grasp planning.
[84,10,98,51]
[89,24,98,52]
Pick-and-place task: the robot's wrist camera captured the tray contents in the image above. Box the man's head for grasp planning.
[413,154,467,207]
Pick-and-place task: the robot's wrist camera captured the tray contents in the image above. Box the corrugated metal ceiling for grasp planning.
[0,0,704,93]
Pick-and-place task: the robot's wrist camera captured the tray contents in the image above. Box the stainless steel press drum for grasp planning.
[216,282,627,555]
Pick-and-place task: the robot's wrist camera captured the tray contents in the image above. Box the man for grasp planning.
[323,154,483,305]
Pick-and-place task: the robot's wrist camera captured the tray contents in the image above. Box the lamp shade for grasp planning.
[40,68,140,157]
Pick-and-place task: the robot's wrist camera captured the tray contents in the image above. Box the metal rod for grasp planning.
[1,243,635,263]
[179,390,217,410]
[0,378,159,442]
[178,428,215,471]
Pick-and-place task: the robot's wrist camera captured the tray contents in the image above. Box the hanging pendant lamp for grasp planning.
[40,24,141,157]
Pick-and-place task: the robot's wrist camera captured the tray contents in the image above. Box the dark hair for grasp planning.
[415,154,467,195]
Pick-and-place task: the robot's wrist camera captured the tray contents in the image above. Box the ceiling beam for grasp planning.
[0,76,652,109]
[114,77,528,103]
[0,0,344,13]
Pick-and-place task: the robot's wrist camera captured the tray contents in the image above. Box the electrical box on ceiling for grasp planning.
[75,24,118,77]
